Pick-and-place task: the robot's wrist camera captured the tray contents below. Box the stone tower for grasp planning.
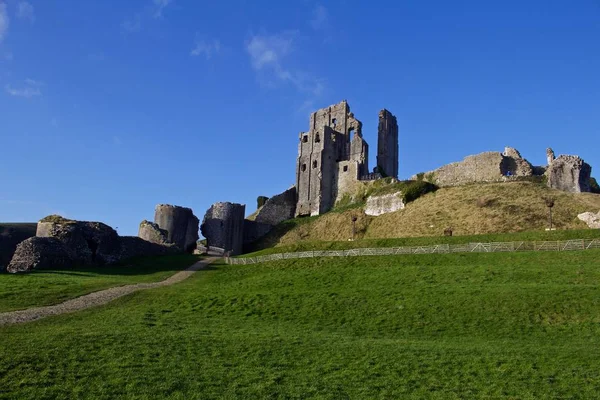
[295,100,369,217]
[376,109,398,179]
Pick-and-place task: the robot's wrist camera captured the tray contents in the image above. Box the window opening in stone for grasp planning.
[315,133,320,143]
[332,118,337,127]
[349,127,355,136]
[302,135,308,143]
[301,164,307,172]
[312,160,318,169]
[343,165,348,172]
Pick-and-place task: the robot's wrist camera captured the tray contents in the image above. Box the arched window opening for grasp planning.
[315,133,321,143]
[312,160,318,169]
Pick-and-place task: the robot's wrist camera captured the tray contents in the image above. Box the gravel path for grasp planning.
[0,257,218,326]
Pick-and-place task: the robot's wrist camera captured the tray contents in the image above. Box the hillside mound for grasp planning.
[249,181,600,252]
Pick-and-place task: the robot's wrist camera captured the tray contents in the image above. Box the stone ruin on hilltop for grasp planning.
[414,146,593,194]
[201,100,400,255]
[295,100,399,217]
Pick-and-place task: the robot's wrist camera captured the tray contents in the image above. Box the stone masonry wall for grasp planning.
[416,148,534,187]
[201,202,246,256]
[154,204,199,253]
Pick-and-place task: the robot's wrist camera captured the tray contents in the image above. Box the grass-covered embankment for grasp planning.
[2,250,600,398]
[0,254,200,312]
[247,181,600,252]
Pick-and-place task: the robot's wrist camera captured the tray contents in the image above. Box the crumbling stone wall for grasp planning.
[377,109,399,178]
[255,187,296,226]
[416,148,534,187]
[154,204,199,253]
[37,216,122,265]
[0,223,36,269]
[296,101,369,217]
[7,215,179,273]
[546,155,592,193]
[334,161,361,203]
[243,220,273,246]
[201,202,245,256]
[138,220,170,245]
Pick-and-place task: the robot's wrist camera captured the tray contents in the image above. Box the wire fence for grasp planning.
[225,238,600,265]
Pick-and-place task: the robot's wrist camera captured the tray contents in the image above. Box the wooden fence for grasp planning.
[225,239,600,265]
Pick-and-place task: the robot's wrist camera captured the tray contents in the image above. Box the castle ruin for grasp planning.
[295,100,398,217]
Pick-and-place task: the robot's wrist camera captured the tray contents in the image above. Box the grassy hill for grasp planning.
[2,250,600,398]
[248,181,600,253]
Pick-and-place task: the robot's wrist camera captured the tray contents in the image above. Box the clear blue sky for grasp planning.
[1,0,599,235]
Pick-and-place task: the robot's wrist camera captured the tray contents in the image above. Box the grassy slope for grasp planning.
[2,251,600,398]
[0,254,200,312]
[249,181,600,252]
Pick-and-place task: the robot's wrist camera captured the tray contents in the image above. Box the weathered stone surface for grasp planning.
[546,155,592,193]
[0,223,36,268]
[502,147,533,177]
[296,101,369,217]
[154,204,199,253]
[377,109,399,179]
[255,187,296,226]
[546,148,555,165]
[243,220,273,245]
[578,211,600,229]
[201,202,245,256]
[37,216,121,265]
[365,191,405,216]
[119,236,179,259]
[138,220,170,245]
[414,148,534,187]
[7,237,74,273]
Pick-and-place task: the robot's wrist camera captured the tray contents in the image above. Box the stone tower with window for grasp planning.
[295,100,369,217]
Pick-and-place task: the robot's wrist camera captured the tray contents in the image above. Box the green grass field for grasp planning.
[0,254,200,312]
[2,250,600,398]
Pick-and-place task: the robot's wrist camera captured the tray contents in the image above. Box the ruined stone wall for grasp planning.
[416,148,535,187]
[334,161,361,203]
[0,223,37,269]
[7,216,179,273]
[243,220,273,246]
[154,204,199,253]
[254,186,296,226]
[377,109,399,178]
[296,100,369,217]
[201,202,245,256]
[547,155,592,193]
[350,133,369,177]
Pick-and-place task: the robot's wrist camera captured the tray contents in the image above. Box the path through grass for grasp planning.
[0,254,200,312]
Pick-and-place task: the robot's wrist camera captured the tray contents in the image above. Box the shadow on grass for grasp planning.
[30,254,204,277]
